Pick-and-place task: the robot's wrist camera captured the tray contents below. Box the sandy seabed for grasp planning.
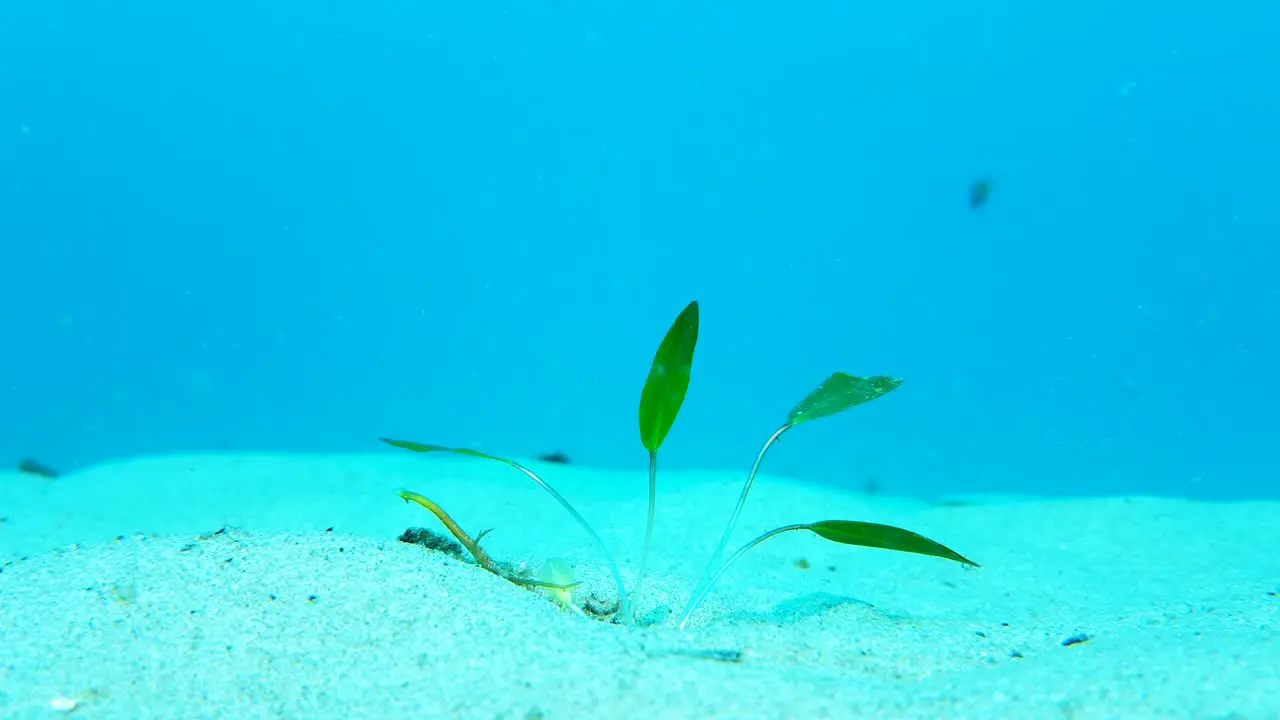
[1,452,1276,719]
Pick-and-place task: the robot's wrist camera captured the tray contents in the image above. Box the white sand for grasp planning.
[1,452,1276,718]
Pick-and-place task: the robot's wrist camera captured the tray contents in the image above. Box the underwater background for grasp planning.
[2,0,1277,501]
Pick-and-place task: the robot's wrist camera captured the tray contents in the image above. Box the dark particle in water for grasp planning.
[537,451,572,465]
[969,178,993,210]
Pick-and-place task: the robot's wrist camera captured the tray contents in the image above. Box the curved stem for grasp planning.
[504,458,633,624]
[678,525,809,629]
[400,491,590,590]
[399,490,498,570]
[679,423,793,628]
[629,450,659,623]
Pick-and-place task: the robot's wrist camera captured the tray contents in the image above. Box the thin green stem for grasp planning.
[678,525,809,629]
[505,458,633,624]
[678,423,793,629]
[629,450,659,623]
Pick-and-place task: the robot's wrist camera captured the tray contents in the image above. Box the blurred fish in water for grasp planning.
[969,177,993,210]
[17,458,59,479]
[537,451,572,465]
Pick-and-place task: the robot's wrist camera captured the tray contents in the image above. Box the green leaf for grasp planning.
[639,300,700,453]
[787,373,903,426]
[806,520,979,567]
[379,438,514,465]
[381,436,634,621]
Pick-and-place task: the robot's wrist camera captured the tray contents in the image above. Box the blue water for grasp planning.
[2,1,1276,500]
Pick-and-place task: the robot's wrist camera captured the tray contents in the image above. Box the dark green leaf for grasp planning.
[806,520,978,567]
[787,373,903,426]
[639,300,700,453]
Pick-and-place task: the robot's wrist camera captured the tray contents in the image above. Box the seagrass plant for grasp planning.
[383,300,978,628]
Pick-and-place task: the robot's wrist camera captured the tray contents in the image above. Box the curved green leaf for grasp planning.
[787,373,903,426]
[380,436,634,620]
[379,438,510,465]
[678,518,978,628]
[639,300,700,453]
[806,520,978,567]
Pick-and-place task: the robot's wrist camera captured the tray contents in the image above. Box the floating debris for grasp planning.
[969,178,993,211]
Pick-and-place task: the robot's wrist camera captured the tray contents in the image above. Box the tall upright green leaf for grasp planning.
[639,300,700,453]
[787,373,903,427]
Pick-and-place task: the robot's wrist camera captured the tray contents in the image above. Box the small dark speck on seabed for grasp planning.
[1062,633,1092,647]
[662,648,744,664]
[17,458,59,478]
